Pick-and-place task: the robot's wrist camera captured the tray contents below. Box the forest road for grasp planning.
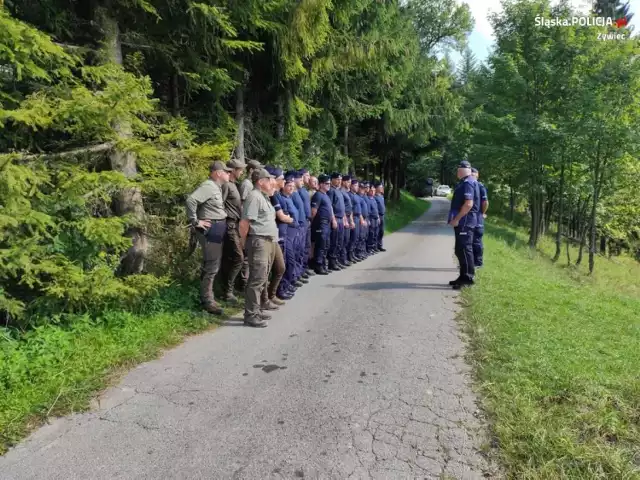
[0,197,495,480]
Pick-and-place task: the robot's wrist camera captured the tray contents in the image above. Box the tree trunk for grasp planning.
[588,142,601,275]
[393,161,400,201]
[170,73,180,116]
[276,94,285,140]
[528,188,544,248]
[599,235,606,255]
[552,154,566,262]
[235,82,245,162]
[509,181,515,222]
[100,10,148,275]
[576,224,588,266]
[343,123,349,158]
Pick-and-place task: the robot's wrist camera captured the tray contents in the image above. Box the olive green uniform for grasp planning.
[186,179,227,307]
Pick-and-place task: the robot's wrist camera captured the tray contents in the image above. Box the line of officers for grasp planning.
[186,158,387,328]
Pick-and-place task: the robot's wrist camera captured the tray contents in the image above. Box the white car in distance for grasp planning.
[436,185,451,197]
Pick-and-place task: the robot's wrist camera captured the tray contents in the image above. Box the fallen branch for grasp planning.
[13,142,115,161]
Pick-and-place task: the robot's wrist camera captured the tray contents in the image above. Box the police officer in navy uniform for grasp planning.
[373,180,386,252]
[295,169,314,278]
[287,170,308,285]
[348,178,363,262]
[310,174,334,275]
[448,160,481,289]
[327,172,346,270]
[279,173,303,298]
[366,182,380,254]
[358,180,370,259]
[339,174,354,267]
[471,167,488,268]
[269,168,295,300]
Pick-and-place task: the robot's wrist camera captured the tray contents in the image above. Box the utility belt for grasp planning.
[249,234,275,242]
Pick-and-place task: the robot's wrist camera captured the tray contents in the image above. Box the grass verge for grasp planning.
[462,220,640,479]
[0,285,240,455]
[384,190,431,234]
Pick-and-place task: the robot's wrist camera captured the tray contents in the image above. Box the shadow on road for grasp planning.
[363,267,458,273]
[326,282,453,291]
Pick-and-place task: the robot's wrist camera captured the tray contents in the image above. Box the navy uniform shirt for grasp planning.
[282,193,300,228]
[311,191,333,222]
[341,189,352,216]
[449,176,480,228]
[271,191,284,217]
[291,190,306,225]
[374,194,386,216]
[367,195,379,219]
[350,191,362,216]
[299,187,312,220]
[359,193,369,218]
[327,186,345,218]
[478,182,488,226]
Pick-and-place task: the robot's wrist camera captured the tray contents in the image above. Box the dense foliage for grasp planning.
[0,0,471,326]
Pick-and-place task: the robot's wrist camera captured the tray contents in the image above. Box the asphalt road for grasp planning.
[0,197,493,480]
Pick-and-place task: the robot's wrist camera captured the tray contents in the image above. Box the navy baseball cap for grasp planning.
[372,180,382,187]
[284,174,295,184]
[271,167,284,178]
[361,180,369,187]
[330,172,342,179]
[318,173,330,183]
[458,160,471,169]
[342,174,351,181]
[471,167,478,173]
[351,178,359,184]
[298,168,309,175]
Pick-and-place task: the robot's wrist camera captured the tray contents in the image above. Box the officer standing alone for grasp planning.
[373,180,386,252]
[358,181,370,259]
[366,182,380,254]
[471,167,489,268]
[448,160,481,289]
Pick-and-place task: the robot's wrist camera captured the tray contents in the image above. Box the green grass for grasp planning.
[384,190,431,234]
[462,219,640,479]
[0,285,241,455]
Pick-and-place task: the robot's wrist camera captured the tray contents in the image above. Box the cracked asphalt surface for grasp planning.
[0,197,495,480]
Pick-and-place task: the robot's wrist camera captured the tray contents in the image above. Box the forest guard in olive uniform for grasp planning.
[219,158,247,303]
[239,168,278,328]
[185,161,232,315]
